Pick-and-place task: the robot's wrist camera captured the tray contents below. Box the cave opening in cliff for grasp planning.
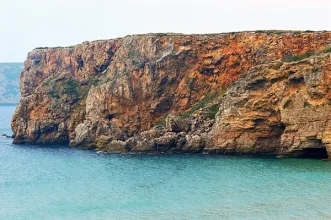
[300,147,328,159]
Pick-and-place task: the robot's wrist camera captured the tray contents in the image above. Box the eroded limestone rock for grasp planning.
[11,31,331,158]
[208,53,331,158]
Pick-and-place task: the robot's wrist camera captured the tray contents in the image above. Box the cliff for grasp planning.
[11,31,331,158]
[208,52,331,158]
[0,63,23,104]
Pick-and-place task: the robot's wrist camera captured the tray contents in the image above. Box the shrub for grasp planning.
[304,101,311,108]
[283,99,292,109]
[321,47,331,54]
[43,76,56,86]
[312,67,320,73]
[47,90,60,99]
[283,51,314,62]
[180,93,217,118]
[221,88,227,97]
[155,114,168,126]
[63,79,78,96]
[207,104,220,119]
[283,47,331,63]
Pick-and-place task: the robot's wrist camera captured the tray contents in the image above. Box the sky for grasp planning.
[1,0,331,62]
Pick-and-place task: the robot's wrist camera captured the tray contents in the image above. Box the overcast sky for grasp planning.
[1,0,331,62]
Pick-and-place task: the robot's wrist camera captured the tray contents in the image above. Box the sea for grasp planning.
[1,105,331,219]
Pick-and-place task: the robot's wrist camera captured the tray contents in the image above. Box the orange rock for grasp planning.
[11,31,331,155]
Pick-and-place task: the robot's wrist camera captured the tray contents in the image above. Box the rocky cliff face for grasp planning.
[0,63,23,104]
[11,31,331,158]
[208,52,331,159]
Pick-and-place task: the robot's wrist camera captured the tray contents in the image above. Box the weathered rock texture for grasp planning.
[208,53,331,159]
[11,31,331,158]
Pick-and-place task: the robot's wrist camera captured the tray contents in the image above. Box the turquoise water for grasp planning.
[1,105,331,219]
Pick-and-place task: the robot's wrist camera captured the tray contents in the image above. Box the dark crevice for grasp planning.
[155,97,172,114]
[200,68,215,75]
[253,118,265,126]
[107,114,115,121]
[246,79,267,90]
[95,61,110,73]
[270,122,286,135]
[76,55,84,71]
[299,147,328,159]
[35,71,43,77]
[289,76,304,85]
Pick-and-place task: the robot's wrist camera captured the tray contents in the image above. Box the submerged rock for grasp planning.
[1,134,13,139]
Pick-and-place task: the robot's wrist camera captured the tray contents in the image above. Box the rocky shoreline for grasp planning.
[1,134,13,139]
[11,31,331,159]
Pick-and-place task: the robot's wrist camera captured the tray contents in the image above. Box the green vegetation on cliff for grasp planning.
[283,47,331,62]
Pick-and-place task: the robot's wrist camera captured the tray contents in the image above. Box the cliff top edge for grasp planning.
[33,30,331,50]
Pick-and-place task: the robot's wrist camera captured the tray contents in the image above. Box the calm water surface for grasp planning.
[1,105,331,219]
